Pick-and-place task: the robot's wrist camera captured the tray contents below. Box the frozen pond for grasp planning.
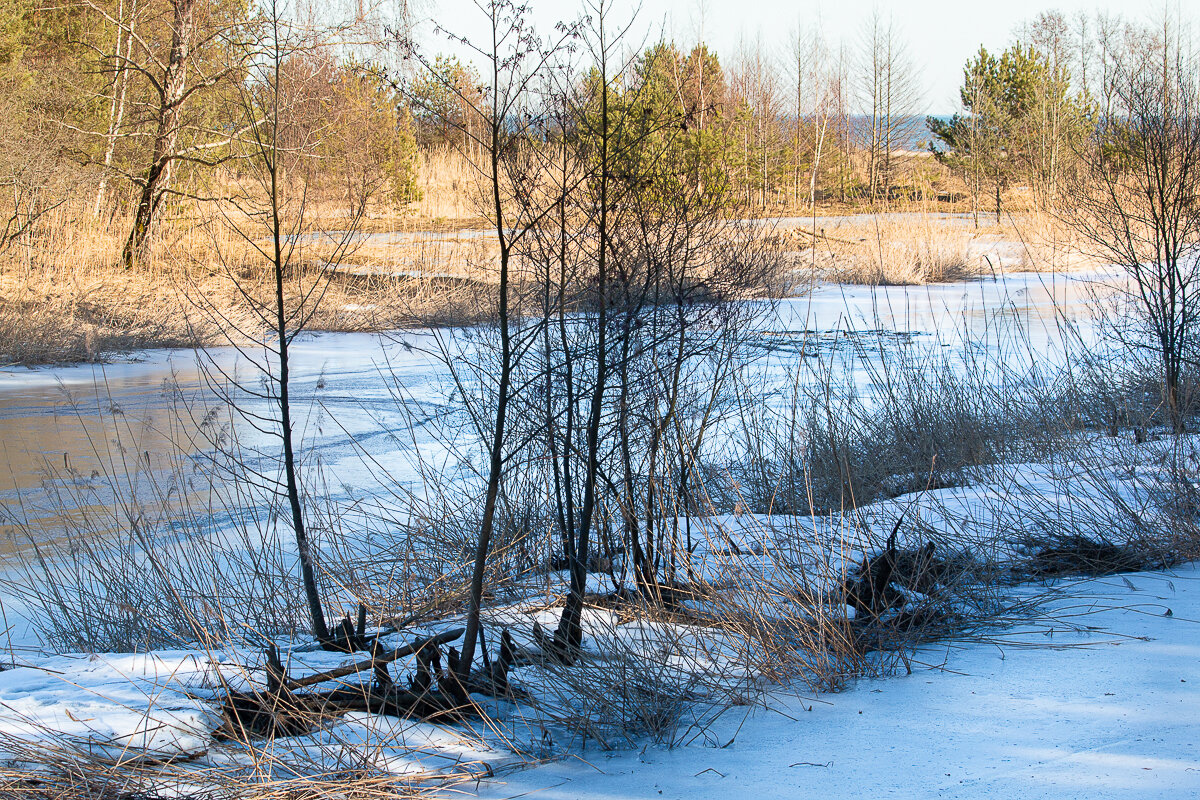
[0,270,1110,552]
[0,333,453,554]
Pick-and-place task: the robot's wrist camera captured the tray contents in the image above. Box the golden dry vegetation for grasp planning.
[0,143,1096,365]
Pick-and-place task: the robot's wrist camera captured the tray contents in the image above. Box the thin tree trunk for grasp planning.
[122,0,195,268]
[260,14,328,642]
[458,54,515,675]
[555,30,612,652]
[96,0,136,217]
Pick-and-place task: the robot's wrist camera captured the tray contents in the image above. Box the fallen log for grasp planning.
[209,626,548,739]
[459,628,529,699]
[218,629,470,739]
[218,683,475,739]
[287,627,464,690]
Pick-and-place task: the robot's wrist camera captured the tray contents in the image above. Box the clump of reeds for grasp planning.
[412,145,481,223]
[0,168,505,365]
[816,216,982,285]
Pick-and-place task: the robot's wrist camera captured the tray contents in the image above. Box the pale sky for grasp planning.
[416,0,1188,114]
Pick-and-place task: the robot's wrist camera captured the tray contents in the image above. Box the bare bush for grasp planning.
[1057,18,1200,433]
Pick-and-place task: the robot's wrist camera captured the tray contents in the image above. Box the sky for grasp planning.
[413,0,1186,115]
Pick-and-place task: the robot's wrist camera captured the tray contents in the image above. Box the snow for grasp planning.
[0,651,220,761]
[0,563,1193,795]
[0,424,1196,794]
[0,269,1105,502]
[477,568,1200,799]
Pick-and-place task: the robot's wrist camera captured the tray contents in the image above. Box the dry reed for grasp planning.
[781,211,1100,286]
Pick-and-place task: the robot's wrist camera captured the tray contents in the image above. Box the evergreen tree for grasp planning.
[927,45,1053,221]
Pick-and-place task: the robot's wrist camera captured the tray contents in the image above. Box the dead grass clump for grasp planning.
[1012,210,1105,272]
[507,611,755,751]
[786,210,1110,286]
[812,217,983,285]
[0,207,218,364]
[226,260,499,332]
[1017,533,1155,578]
[412,145,480,223]
[644,513,1002,694]
[0,277,216,365]
[0,724,465,799]
[713,339,1057,517]
[834,523,1007,655]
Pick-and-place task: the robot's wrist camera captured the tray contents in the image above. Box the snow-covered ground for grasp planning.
[478,566,1199,799]
[0,555,1193,796]
[0,424,1195,797]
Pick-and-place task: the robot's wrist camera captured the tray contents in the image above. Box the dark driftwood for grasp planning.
[288,628,464,689]
[220,630,466,739]
[318,603,372,652]
[841,517,904,616]
[218,683,475,739]
[213,626,535,739]
[531,619,577,665]
[457,628,525,698]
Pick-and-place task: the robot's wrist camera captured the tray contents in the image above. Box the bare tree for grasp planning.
[1059,16,1200,432]
[115,0,251,267]
[189,1,386,644]
[728,35,784,207]
[67,0,255,267]
[545,0,621,656]
[93,0,138,217]
[857,10,921,205]
[528,9,782,652]
[396,0,577,677]
[1019,11,1087,208]
[790,23,837,212]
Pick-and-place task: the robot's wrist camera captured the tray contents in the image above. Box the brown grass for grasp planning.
[0,209,206,365]
[778,210,1102,286]
[781,215,987,285]
[1009,209,1105,272]
[411,145,483,224]
[0,193,503,365]
[0,143,498,366]
[0,158,1099,367]
[839,218,981,285]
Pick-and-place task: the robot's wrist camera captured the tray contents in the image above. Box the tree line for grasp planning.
[0,1,1062,271]
[9,3,1195,269]
[6,0,418,266]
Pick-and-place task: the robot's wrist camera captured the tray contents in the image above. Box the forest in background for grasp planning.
[0,1,1147,365]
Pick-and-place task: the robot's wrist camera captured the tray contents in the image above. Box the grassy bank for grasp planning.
[775,210,1097,285]
[0,148,1087,368]
[0,209,502,366]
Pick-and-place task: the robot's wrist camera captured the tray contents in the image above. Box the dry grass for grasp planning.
[0,758,460,799]
[0,144,499,366]
[0,195,502,365]
[0,691,476,799]
[779,210,1102,286]
[787,215,988,285]
[1008,209,1106,272]
[679,511,1015,692]
[411,146,483,224]
[0,210,208,364]
[1,160,1092,366]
